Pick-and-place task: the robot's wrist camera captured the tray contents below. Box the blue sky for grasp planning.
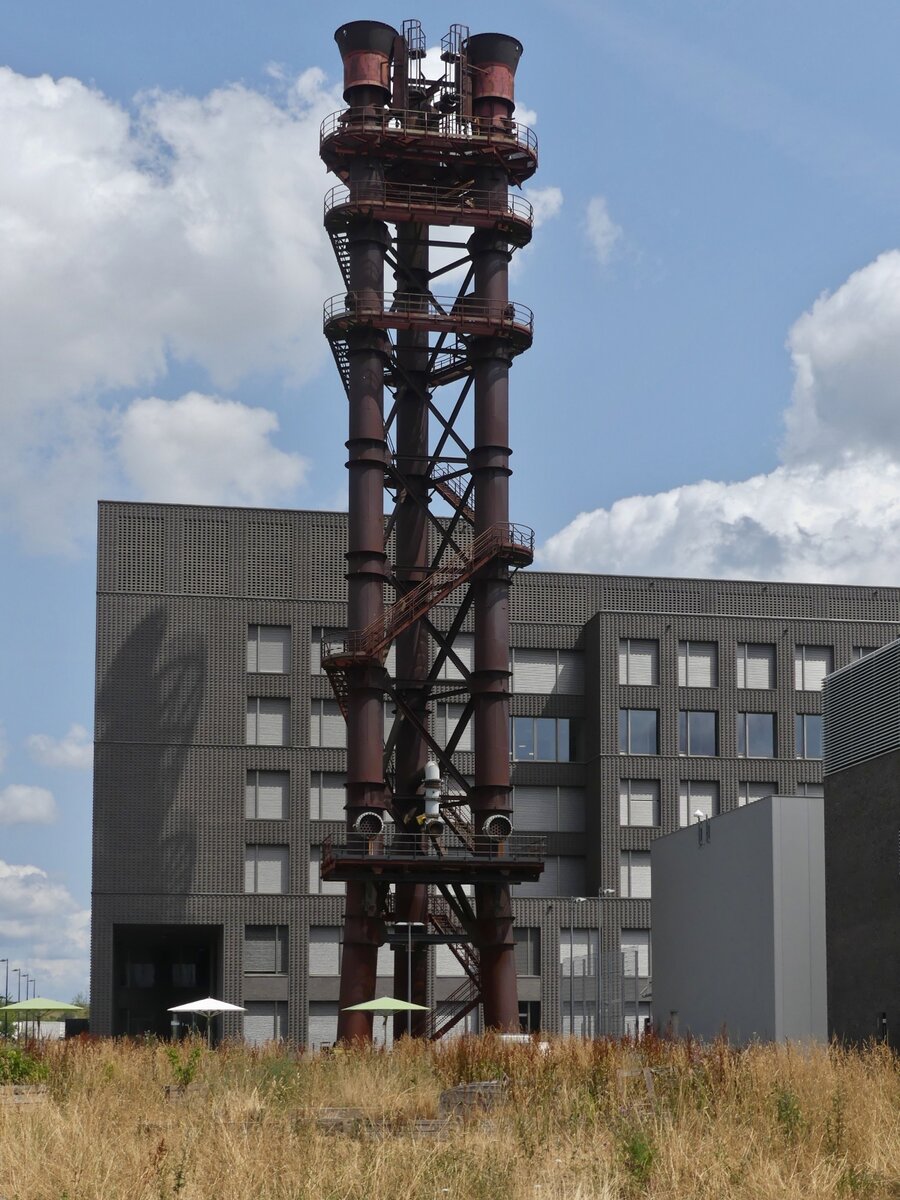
[3,0,900,998]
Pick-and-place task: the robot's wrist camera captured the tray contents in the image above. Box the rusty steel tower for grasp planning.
[319,19,543,1043]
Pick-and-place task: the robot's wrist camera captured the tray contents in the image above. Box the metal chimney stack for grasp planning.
[320,18,543,1043]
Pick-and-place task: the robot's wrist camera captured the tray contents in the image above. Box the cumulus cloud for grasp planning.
[525,185,564,229]
[118,392,308,505]
[0,786,57,825]
[26,724,93,770]
[542,250,900,584]
[0,860,89,995]
[0,65,341,551]
[585,195,622,266]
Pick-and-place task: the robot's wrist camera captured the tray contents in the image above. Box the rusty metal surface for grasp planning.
[323,20,541,1043]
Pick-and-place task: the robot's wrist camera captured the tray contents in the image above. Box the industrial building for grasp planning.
[651,794,827,1044]
[90,499,900,1042]
[823,644,900,1048]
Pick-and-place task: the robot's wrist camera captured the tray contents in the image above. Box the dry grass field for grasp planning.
[1,1034,898,1200]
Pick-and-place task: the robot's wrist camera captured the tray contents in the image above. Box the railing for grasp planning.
[320,107,538,160]
[324,183,534,228]
[323,292,534,339]
[322,831,545,864]
[321,522,534,663]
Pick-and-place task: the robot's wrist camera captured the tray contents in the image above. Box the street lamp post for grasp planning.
[0,960,7,1038]
[570,898,585,1037]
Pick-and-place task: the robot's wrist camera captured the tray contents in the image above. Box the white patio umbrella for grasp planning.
[167,997,246,1047]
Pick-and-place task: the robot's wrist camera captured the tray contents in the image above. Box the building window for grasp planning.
[438,633,474,681]
[852,646,876,660]
[245,770,288,820]
[244,925,288,974]
[435,702,473,752]
[308,927,341,975]
[678,780,720,826]
[678,641,718,688]
[247,625,290,673]
[512,786,586,832]
[310,771,345,821]
[618,639,658,686]
[794,645,833,691]
[310,699,346,748]
[678,710,717,756]
[797,782,824,797]
[308,849,345,895]
[510,647,584,695]
[514,927,541,976]
[246,698,290,746]
[796,714,823,759]
[621,930,650,977]
[738,781,777,806]
[736,712,775,758]
[620,851,651,898]
[511,716,577,761]
[619,779,660,827]
[619,709,658,755]
[244,1001,287,1046]
[736,643,776,689]
[244,845,288,894]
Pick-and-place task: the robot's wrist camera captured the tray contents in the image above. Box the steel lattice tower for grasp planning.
[319,19,543,1043]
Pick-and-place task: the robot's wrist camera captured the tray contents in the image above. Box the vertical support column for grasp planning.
[466,32,523,1032]
[334,20,397,1045]
[391,183,432,1040]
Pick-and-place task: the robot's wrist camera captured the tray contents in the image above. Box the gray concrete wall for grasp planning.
[652,796,826,1043]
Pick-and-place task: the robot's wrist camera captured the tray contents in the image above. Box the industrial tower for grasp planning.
[319,19,543,1042]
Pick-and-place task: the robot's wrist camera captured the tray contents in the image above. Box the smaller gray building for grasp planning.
[651,795,826,1043]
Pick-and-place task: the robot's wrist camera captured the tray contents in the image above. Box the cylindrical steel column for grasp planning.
[467,32,523,1032]
[334,20,397,1045]
[391,138,432,1039]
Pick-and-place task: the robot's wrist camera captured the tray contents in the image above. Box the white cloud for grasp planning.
[524,185,563,229]
[118,392,308,506]
[585,195,622,266]
[0,860,89,997]
[26,724,93,770]
[0,785,57,825]
[0,65,341,552]
[542,249,900,585]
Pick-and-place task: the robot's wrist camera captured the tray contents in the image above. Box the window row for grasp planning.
[619,778,823,827]
[312,629,585,695]
[619,709,823,759]
[620,638,850,691]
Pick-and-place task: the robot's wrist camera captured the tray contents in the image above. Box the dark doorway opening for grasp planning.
[113,924,223,1039]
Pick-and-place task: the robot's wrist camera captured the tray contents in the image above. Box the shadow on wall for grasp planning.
[96,607,207,896]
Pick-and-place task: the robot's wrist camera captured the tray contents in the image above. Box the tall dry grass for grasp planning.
[1,1034,897,1199]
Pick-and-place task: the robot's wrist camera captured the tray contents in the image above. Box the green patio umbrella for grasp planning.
[0,996,86,1039]
[342,996,429,1045]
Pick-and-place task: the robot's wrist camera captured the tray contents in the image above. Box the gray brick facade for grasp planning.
[91,500,900,1040]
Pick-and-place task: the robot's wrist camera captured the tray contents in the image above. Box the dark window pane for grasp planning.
[513,716,534,761]
[799,714,823,759]
[630,710,658,755]
[795,714,803,756]
[747,713,775,757]
[535,718,556,761]
[737,714,746,756]
[618,709,628,753]
[690,712,717,757]
[558,719,571,762]
[678,711,688,753]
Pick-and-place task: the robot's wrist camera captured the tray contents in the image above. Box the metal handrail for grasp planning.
[323,291,534,338]
[320,107,538,158]
[321,521,534,663]
[322,831,545,862]
[324,183,534,227]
